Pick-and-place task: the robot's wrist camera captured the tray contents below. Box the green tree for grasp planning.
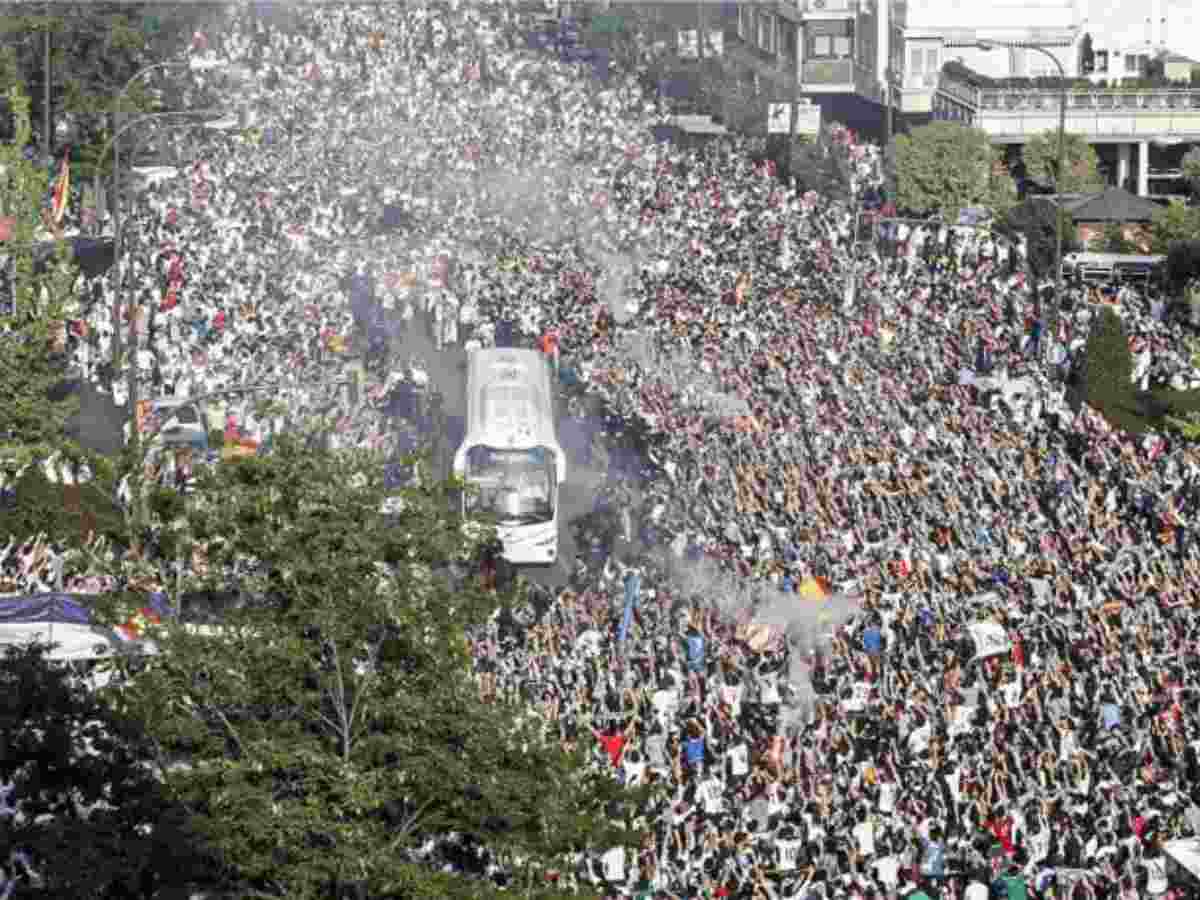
[0,453,124,548]
[894,121,1017,220]
[1149,199,1200,255]
[1099,221,1137,254]
[1082,305,1134,419]
[1078,33,1095,75]
[0,3,225,161]
[999,197,1081,280]
[790,135,851,198]
[95,438,640,900]
[0,643,222,899]
[1181,146,1200,200]
[1165,240,1200,294]
[1021,130,1104,194]
[0,85,84,467]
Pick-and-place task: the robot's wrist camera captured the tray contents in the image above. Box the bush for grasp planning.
[1083,306,1134,414]
[0,460,125,546]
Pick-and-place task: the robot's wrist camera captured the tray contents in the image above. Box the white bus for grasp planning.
[1061,252,1165,286]
[453,348,566,565]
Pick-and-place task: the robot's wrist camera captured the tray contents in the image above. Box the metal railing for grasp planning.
[980,88,1200,111]
[937,74,982,109]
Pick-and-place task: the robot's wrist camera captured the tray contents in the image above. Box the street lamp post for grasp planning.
[94,108,234,528]
[108,60,218,388]
[975,40,1066,365]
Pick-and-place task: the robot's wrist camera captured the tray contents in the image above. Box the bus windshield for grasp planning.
[463,445,556,525]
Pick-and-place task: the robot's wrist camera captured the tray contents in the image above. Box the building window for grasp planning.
[738,4,753,42]
[1095,50,1108,73]
[759,12,775,53]
[910,47,924,73]
[807,21,853,60]
[925,47,939,73]
[1125,53,1138,73]
[782,21,796,59]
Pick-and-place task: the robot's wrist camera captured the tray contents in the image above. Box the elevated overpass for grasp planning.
[905,78,1200,197]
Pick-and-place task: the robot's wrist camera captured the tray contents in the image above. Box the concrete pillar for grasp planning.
[1117,142,1131,190]
[796,21,804,86]
[877,0,889,91]
[1138,140,1149,197]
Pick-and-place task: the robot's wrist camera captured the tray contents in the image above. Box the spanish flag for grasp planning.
[115,606,162,641]
[50,150,70,224]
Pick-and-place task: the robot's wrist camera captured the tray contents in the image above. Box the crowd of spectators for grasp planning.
[9,0,1200,897]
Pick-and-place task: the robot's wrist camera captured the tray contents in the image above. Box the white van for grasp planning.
[452,348,566,565]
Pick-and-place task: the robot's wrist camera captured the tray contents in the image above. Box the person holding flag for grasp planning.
[50,149,70,227]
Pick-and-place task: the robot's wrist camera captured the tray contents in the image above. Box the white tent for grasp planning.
[0,620,124,661]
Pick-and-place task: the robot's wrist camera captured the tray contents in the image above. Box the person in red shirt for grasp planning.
[540,329,560,376]
[592,721,630,768]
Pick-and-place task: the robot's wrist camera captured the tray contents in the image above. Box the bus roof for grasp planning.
[462,348,559,452]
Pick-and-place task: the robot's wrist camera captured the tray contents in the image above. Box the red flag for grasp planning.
[51,150,70,224]
[116,606,161,641]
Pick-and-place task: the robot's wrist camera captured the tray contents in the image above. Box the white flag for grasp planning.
[969,622,1011,659]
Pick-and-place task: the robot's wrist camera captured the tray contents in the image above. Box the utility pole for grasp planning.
[788,64,799,186]
[43,30,51,159]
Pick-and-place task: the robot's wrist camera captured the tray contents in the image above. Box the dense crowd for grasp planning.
[9,0,1200,898]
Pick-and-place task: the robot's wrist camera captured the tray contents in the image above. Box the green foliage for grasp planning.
[1184,147,1200,199]
[0,643,222,899]
[1164,412,1200,440]
[1001,198,1080,280]
[1021,130,1104,194]
[893,121,1016,220]
[95,437,643,899]
[790,135,851,198]
[1082,306,1134,424]
[0,3,225,153]
[1079,33,1094,75]
[1149,200,1200,255]
[1166,241,1200,294]
[1099,221,1137,254]
[0,86,86,460]
[0,455,124,547]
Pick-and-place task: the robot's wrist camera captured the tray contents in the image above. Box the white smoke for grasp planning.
[659,552,860,725]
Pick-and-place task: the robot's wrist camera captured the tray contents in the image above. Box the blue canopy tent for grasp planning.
[0,592,165,660]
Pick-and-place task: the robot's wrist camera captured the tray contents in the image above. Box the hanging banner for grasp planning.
[766,102,821,136]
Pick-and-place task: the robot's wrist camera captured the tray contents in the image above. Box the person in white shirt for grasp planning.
[726,740,751,783]
[698,771,724,817]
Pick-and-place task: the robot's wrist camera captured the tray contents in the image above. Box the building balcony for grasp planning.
[900,71,980,114]
[974,88,1200,141]
[802,58,879,96]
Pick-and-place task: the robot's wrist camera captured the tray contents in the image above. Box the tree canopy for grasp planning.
[0,85,85,467]
[1082,305,1134,420]
[1149,199,1200,256]
[999,197,1080,281]
[893,121,1016,221]
[1020,130,1104,194]
[91,437,642,899]
[0,643,221,899]
[0,3,225,161]
[1184,146,1200,200]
